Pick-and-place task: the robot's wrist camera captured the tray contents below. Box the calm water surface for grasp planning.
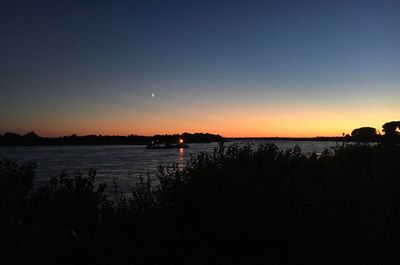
[0,141,340,192]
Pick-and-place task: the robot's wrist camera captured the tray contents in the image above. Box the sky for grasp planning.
[1,0,399,137]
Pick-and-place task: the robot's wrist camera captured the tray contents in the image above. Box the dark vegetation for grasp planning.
[351,127,379,142]
[2,142,400,265]
[0,132,223,146]
[383,121,400,137]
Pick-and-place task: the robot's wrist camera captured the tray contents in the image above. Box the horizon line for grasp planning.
[0,131,350,139]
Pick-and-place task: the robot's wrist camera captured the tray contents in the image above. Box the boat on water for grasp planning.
[147,139,189,149]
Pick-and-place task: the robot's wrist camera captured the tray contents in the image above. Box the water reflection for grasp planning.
[178,148,185,169]
[0,141,340,193]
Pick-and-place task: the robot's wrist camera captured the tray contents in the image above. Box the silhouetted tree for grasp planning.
[382,121,400,136]
[351,127,377,141]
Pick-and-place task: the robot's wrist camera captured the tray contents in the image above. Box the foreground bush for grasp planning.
[1,143,400,265]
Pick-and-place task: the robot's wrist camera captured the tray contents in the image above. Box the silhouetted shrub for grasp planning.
[0,159,36,264]
[1,143,400,264]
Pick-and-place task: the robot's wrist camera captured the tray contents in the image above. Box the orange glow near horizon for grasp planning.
[5,104,398,138]
[2,82,398,138]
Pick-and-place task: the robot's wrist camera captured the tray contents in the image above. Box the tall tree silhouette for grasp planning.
[382,121,400,136]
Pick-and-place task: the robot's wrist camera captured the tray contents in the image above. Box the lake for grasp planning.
[0,140,341,193]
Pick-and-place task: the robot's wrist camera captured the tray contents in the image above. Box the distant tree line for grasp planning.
[0,132,223,146]
[1,120,399,146]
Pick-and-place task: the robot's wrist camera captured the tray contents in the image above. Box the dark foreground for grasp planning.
[1,143,400,265]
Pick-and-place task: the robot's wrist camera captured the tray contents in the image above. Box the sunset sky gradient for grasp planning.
[1,0,399,137]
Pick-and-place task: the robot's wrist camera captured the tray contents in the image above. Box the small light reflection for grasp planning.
[178,148,185,169]
[179,148,184,157]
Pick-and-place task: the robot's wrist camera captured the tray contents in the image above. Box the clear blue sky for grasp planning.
[1,0,399,136]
